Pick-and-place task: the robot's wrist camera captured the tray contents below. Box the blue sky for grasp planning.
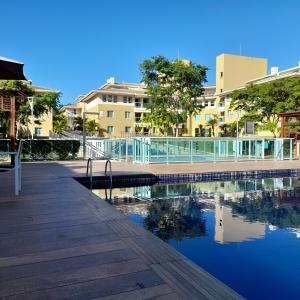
[1,0,300,104]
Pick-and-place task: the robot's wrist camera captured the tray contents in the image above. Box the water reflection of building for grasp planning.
[215,202,265,244]
[92,177,299,242]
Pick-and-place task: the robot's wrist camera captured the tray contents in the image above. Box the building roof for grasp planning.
[0,56,27,80]
[0,56,24,65]
[31,85,59,94]
[217,62,300,97]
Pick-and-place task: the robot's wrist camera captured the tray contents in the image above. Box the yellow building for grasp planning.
[63,54,300,138]
[190,54,268,137]
[65,77,152,138]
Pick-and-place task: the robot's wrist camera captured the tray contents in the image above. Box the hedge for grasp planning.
[0,139,81,160]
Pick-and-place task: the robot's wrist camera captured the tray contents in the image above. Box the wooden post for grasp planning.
[9,96,16,152]
[280,115,285,138]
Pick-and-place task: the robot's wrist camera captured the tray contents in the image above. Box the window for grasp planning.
[125,111,131,118]
[194,114,201,121]
[205,114,212,121]
[123,96,132,103]
[113,96,118,103]
[205,101,209,107]
[135,98,142,107]
[211,101,215,107]
[107,95,113,102]
[219,112,225,122]
[143,98,149,106]
[34,127,42,136]
[220,89,223,93]
[227,110,232,119]
[102,94,107,102]
[107,111,114,118]
[125,126,131,133]
[99,111,104,117]
[195,128,200,137]
[107,126,114,133]
[135,112,142,122]
[219,98,225,107]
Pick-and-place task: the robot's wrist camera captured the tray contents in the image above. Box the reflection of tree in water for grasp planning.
[144,197,207,241]
[222,191,300,228]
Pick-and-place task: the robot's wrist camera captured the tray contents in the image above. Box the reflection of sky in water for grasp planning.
[93,177,300,300]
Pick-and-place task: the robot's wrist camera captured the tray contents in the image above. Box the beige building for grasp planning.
[63,77,152,137]
[190,54,268,137]
[63,54,300,138]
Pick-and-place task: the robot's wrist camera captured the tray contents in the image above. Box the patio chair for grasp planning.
[0,140,24,195]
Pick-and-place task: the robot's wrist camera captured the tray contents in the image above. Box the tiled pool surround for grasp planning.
[76,168,300,188]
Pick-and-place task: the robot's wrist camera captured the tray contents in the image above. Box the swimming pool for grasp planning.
[93,177,300,299]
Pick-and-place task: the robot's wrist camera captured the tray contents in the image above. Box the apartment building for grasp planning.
[190,54,268,137]
[64,78,152,137]
[63,53,300,138]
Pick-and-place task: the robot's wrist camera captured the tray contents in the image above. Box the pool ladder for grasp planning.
[86,158,113,190]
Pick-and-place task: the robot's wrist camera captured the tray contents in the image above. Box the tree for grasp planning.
[206,114,218,137]
[230,78,300,137]
[86,119,98,135]
[219,121,244,137]
[140,56,208,136]
[0,80,60,134]
[53,112,67,133]
[73,116,83,131]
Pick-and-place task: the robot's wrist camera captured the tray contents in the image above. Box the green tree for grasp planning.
[219,121,244,137]
[140,56,208,136]
[0,80,60,129]
[206,114,218,137]
[53,112,67,133]
[230,78,300,137]
[73,116,83,131]
[86,119,98,135]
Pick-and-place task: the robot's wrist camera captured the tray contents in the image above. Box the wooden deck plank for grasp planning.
[94,284,174,300]
[0,240,127,268]
[0,248,137,281]
[3,268,162,299]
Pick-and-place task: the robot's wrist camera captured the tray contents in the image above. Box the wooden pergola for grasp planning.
[0,90,27,151]
[0,56,27,152]
[279,111,300,141]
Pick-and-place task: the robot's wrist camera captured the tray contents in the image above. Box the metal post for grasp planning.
[290,139,293,160]
[190,140,193,163]
[83,112,86,159]
[28,97,34,140]
[125,139,128,162]
[166,138,169,164]
[235,110,239,162]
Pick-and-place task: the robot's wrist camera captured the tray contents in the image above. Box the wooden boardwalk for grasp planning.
[0,162,243,299]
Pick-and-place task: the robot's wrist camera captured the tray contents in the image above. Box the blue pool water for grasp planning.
[93,177,300,299]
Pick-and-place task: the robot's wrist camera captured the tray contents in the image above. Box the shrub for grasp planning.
[20,139,81,160]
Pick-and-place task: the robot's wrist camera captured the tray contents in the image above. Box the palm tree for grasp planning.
[206,114,219,137]
[86,119,98,136]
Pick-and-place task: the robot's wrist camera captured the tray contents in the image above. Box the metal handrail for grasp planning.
[86,158,113,191]
[105,159,112,189]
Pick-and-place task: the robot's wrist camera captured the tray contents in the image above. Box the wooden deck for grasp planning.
[0,162,243,299]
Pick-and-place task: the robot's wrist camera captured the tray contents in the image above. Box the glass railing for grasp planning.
[132,137,294,163]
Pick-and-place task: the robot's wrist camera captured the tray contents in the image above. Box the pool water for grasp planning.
[93,177,300,300]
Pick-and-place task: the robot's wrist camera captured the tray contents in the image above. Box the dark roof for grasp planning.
[0,56,27,80]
